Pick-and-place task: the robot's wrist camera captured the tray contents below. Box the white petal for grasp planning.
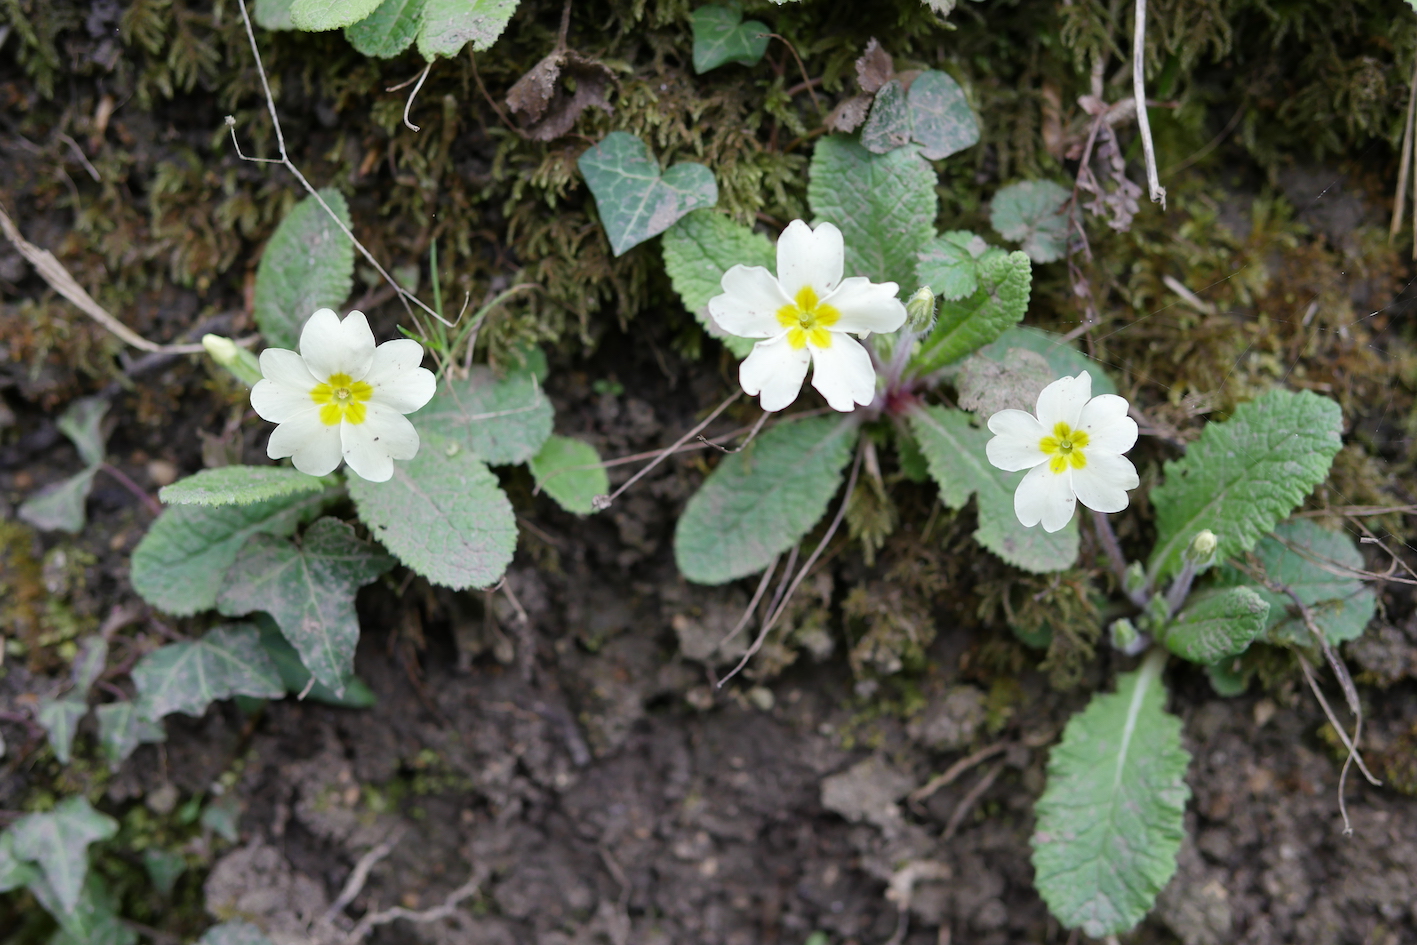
[820,277,907,335]
[251,378,314,424]
[259,347,320,390]
[1071,451,1139,513]
[267,409,343,477]
[985,410,1049,471]
[777,220,844,300]
[740,334,810,412]
[709,266,793,338]
[364,339,436,413]
[341,404,420,482]
[1034,371,1092,430]
[1014,462,1077,533]
[808,333,876,412]
[300,309,376,381]
[1077,394,1138,454]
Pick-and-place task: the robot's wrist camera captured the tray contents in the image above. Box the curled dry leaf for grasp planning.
[506,49,615,142]
[825,39,894,134]
[826,94,872,133]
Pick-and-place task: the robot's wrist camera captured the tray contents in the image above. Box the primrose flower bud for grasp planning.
[1188,529,1218,559]
[203,334,264,387]
[905,286,936,332]
[1109,617,1141,654]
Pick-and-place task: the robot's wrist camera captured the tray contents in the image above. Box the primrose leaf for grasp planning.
[256,617,377,708]
[972,327,1118,396]
[417,0,519,57]
[675,416,857,585]
[529,435,610,515]
[345,0,425,56]
[990,180,1072,263]
[160,466,328,506]
[660,209,772,358]
[861,72,979,161]
[8,796,119,915]
[216,518,394,695]
[37,698,87,765]
[57,397,109,467]
[18,467,98,534]
[1031,653,1190,938]
[691,1,769,73]
[200,921,277,945]
[916,229,990,301]
[913,250,1031,373]
[412,365,553,465]
[252,188,355,349]
[0,832,40,893]
[348,433,517,590]
[95,701,166,767]
[131,488,335,616]
[909,405,1078,572]
[132,625,285,720]
[579,132,719,256]
[290,0,382,29]
[1162,586,1269,664]
[808,135,936,291]
[254,0,297,29]
[1148,389,1344,581]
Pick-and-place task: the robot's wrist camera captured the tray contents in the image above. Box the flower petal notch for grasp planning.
[984,371,1138,533]
[708,220,907,412]
[251,309,437,482]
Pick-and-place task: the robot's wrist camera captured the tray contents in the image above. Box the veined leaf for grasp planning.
[345,0,425,57]
[1031,650,1190,938]
[1162,586,1269,664]
[990,180,1071,264]
[915,229,991,301]
[41,872,136,945]
[0,832,40,893]
[529,435,610,515]
[71,635,108,692]
[254,0,296,29]
[1148,389,1343,581]
[290,0,382,30]
[912,249,1031,373]
[578,132,719,256]
[256,617,377,708]
[57,397,109,467]
[36,698,87,765]
[861,71,979,161]
[8,796,119,915]
[660,208,772,358]
[412,365,553,464]
[971,327,1118,396]
[131,625,285,719]
[95,701,166,767]
[159,466,328,506]
[252,188,354,349]
[691,1,769,74]
[417,0,519,58]
[18,467,98,534]
[675,416,856,585]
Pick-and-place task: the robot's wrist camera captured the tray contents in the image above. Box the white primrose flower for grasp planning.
[985,371,1139,533]
[250,308,436,483]
[708,220,908,412]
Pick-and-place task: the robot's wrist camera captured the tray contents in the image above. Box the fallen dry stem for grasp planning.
[942,761,1005,842]
[322,829,406,925]
[593,389,742,510]
[715,552,781,655]
[1131,0,1166,207]
[341,868,486,943]
[907,741,1011,807]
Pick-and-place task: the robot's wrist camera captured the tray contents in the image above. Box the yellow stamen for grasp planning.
[1040,421,1089,474]
[310,371,373,426]
[776,286,841,350]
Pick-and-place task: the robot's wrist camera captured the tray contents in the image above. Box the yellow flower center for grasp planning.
[776,285,841,350]
[1039,422,1090,473]
[310,372,373,426]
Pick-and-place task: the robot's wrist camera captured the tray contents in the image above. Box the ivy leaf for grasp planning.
[417,0,519,58]
[71,636,108,692]
[1148,389,1343,581]
[345,0,425,56]
[691,1,769,74]
[808,135,936,291]
[915,230,991,301]
[142,848,186,898]
[859,79,911,153]
[990,180,1072,263]
[8,796,119,914]
[199,921,277,945]
[529,435,609,515]
[660,208,772,358]
[579,132,719,256]
[1162,587,1269,664]
[908,405,1079,573]
[412,366,553,465]
[57,397,110,467]
[0,832,40,893]
[861,71,979,161]
[972,327,1118,396]
[130,487,335,616]
[1031,653,1191,938]
[131,625,286,720]
[256,617,377,708]
[216,518,394,695]
[42,872,136,945]
[18,467,98,534]
[36,698,87,765]
[675,416,857,585]
[95,701,166,767]
[348,434,517,590]
[913,250,1031,373]
[252,188,354,349]
[253,0,297,29]
[290,0,382,30]
[159,466,329,507]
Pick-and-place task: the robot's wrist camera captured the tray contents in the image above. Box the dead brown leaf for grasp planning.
[505,49,614,142]
[855,38,894,94]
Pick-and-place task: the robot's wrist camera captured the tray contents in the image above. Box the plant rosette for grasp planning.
[251,308,436,482]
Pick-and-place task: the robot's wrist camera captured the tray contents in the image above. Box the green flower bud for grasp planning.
[1109,617,1140,653]
[905,286,936,332]
[1189,529,1218,558]
[203,334,263,387]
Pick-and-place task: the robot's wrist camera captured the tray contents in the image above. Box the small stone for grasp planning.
[746,686,775,711]
[146,782,179,815]
[146,459,178,487]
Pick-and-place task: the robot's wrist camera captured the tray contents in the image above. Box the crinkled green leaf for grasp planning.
[71,635,108,692]
[808,135,936,291]
[412,366,552,465]
[913,250,1031,373]
[579,132,719,256]
[216,518,393,695]
[416,0,518,57]
[142,848,186,898]
[9,796,118,915]
[131,625,285,720]
[916,230,991,301]
[37,698,87,765]
[861,71,979,161]
[691,1,769,73]
[0,832,40,893]
[345,0,425,56]
[160,466,328,507]
[909,405,1078,572]
[254,0,296,29]
[660,209,771,358]
[252,188,354,349]
[1031,652,1191,938]
[530,435,609,515]
[18,467,97,534]
[675,416,857,585]
[130,487,335,616]
[1162,586,1269,664]
[348,433,516,590]
[199,921,276,945]
[1148,389,1343,581]
[95,701,166,767]
[57,397,109,467]
[291,0,382,30]
[972,327,1118,396]
[990,180,1072,264]
[256,617,377,708]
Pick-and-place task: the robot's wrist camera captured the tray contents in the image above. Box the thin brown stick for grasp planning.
[764,34,822,116]
[1131,0,1165,207]
[715,554,781,655]
[1296,654,1375,836]
[400,61,433,133]
[323,829,406,925]
[942,762,1004,841]
[907,742,1011,807]
[594,390,742,510]
[468,48,525,137]
[342,868,485,943]
[1396,58,1417,239]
